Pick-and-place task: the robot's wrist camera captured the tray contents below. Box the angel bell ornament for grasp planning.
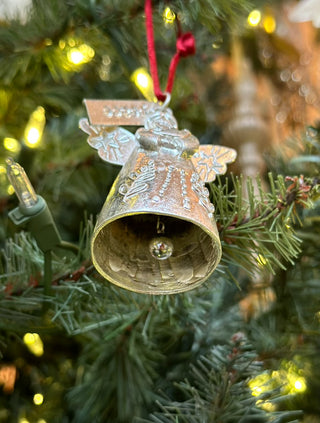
[80,99,236,294]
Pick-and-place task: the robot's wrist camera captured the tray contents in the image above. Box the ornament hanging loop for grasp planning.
[159,92,171,109]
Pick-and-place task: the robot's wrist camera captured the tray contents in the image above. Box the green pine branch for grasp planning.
[212,173,318,279]
[139,334,303,423]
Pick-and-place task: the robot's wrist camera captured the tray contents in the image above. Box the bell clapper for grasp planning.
[149,217,174,260]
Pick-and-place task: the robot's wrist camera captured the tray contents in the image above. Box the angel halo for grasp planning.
[80,99,236,294]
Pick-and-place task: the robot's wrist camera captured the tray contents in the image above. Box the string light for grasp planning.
[23,333,44,357]
[248,361,307,401]
[33,393,44,405]
[248,372,270,396]
[163,6,175,24]
[294,378,307,392]
[131,67,156,102]
[7,185,15,195]
[6,158,38,208]
[59,38,95,68]
[24,106,46,148]
[256,253,268,266]
[263,14,276,33]
[3,137,21,153]
[67,44,95,65]
[256,400,276,412]
[247,10,261,27]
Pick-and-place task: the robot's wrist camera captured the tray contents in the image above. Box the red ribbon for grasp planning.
[144,0,196,102]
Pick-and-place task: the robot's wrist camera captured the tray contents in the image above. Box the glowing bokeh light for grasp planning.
[263,15,276,33]
[163,7,175,24]
[3,137,20,153]
[23,333,44,356]
[248,10,261,26]
[131,67,156,102]
[256,253,268,266]
[67,43,95,65]
[7,185,15,195]
[24,106,45,149]
[68,49,85,65]
[33,393,44,405]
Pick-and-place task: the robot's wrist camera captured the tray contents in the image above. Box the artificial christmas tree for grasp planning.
[0,1,319,422]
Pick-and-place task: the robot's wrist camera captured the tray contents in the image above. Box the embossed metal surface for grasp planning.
[191,145,237,182]
[79,118,138,166]
[80,100,237,294]
[83,99,161,126]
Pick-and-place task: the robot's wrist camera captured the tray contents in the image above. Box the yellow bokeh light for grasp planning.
[248,372,271,397]
[249,362,307,401]
[137,73,149,89]
[0,165,6,174]
[289,376,307,393]
[23,333,44,357]
[131,67,156,102]
[19,419,30,423]
[285,218,291,229]
[251,386,262,396]
[68,38,76,47]
[23,333,36,344]
[24,106,45,149]
[68,49,85,65]
[163,7,176,24]
[33,393,44,405]
[248,10,261,26]
[263,15,276,33]
[7,185,15,195]
[80,43,95,59]
[38,420,47,423]
[67,44,95,65]
[256,253,268,266]
[25,128,40,145]
[256,400,276,412]
[3,137,21,153]
[294,378,306,392]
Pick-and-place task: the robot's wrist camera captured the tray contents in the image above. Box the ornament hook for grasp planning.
[159,92,171,110]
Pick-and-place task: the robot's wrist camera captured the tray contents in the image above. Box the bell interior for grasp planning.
[92,214,220,294]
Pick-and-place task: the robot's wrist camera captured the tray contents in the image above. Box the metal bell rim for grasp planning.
[91,210,222,295]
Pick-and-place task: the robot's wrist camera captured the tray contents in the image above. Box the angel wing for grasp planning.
[79,118,138,166]
[191,145,237,182]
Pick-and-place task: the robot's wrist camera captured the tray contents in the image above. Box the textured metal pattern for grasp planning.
[81,100,236,294]
[83,99,161,126]
[91,148,222,294]
[191,145,237,182]
[79,118,137,165]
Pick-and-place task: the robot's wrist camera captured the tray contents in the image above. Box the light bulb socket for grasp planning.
[8,195,62,253]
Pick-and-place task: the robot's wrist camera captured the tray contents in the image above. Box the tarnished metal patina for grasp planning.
[80,99,236,294]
